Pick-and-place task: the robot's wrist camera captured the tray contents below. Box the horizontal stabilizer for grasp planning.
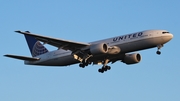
[4,54,40,61]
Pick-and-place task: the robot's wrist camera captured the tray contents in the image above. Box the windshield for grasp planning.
[162,32,170,34]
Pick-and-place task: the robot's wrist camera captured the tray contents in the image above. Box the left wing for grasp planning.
[15,30,90,51]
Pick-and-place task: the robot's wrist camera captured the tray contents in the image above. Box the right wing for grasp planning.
[15,30,90,51]
[4,54,40,61]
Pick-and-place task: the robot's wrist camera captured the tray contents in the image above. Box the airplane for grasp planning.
[4,30,173,73]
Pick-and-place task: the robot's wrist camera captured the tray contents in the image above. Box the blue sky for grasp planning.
[1,0,179,101]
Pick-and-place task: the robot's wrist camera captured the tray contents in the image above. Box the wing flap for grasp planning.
[15,30,90,51]
[4,54,40,61]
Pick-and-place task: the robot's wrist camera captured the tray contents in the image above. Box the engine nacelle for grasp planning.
[122,53,141,64]
[90,43,108,55]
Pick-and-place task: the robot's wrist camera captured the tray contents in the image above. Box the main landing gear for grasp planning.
[79,59,90,68]
[77,53,92,68]
[156,44,163,55]
[98,59,111,73]
[79,58,112,73]
[78,57,112,73]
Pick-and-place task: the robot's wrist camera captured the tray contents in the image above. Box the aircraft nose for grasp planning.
[168,34,173,40]
[170,34,173,39]
[162,34,173,42]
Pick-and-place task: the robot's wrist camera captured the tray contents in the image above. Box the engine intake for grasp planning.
[122,53,141,64]
[90,43,108,55]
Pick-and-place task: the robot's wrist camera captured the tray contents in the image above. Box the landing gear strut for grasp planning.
[156,44,163,55]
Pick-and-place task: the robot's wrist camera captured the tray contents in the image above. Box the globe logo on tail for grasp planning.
[32,41,48,57]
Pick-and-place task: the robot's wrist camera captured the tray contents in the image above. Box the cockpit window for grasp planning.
[162,32,170,34]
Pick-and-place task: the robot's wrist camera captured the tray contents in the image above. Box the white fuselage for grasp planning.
[25,30,173,66]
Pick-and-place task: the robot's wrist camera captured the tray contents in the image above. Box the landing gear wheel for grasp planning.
[98,69,104,73]
[156,51,161,55]
[79,64,85,68]
[98,65,111,73]
[107,66,111,70]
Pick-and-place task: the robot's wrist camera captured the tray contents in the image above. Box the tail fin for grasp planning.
[24,31,48,57]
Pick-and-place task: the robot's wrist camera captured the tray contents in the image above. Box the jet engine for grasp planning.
[90,43,108,55]
[122,53,141,64]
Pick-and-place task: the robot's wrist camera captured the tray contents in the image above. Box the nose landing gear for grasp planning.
[156,44,163,55]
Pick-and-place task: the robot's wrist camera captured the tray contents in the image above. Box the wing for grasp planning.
[4,54,40,61]
[15,30,90,51]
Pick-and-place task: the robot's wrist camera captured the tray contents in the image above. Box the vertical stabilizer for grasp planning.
[24,31,48,57]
